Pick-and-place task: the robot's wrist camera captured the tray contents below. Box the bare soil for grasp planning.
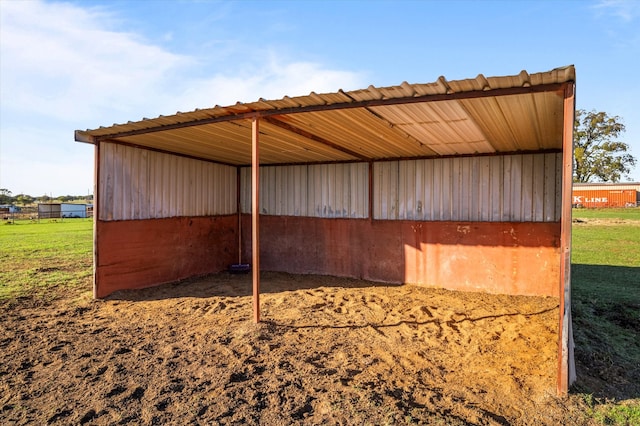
[572,217,640,226]
[1,272,590,425]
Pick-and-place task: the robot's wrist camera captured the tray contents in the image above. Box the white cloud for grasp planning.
[175,54,365,112]
[0,0,189,124]
[592,0,640,22]
[0,0,364,195]
[1,1,364,123]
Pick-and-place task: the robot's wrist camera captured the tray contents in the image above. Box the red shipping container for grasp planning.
[572,189,637,208]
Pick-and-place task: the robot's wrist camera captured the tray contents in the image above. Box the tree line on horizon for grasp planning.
[0,190,92,206]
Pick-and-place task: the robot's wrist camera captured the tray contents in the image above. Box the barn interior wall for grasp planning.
[237,152,562,297]
[98,142,236,221]
[241,215,560,297]
[240,163,369,218]
[240,152,562,222]
[95,215,237,298]
[95,143,562,298]
[375,153,561,221]
[95,142,239,298]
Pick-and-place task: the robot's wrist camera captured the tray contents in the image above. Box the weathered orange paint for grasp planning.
[95,215,237,298]
[96,214,561,299]
[572,189,637,208]
[401,222,561,296]
[242,215,561,297]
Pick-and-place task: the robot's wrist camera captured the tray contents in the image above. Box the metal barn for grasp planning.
[38,203,89,219]
[75,66,576,394]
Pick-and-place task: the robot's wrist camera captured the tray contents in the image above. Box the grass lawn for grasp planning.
[573,207,640,221]
[570,208,640,425]
[0,219,93,302]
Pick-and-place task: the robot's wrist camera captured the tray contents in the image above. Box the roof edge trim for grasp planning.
[75,130,96,144]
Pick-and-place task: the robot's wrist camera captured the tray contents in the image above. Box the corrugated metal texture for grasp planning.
[369,101,493,156]
[123,119,360,166]
[458,91,564,151]
[240,163,368,218]
[99,142,236,220]
[275,108,438,160]
[76,66,575,166]
[374,153,561,222]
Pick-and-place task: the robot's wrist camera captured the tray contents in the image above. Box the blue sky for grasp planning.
[1,0,639,196]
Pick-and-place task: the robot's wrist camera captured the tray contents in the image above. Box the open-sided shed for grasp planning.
[75,65,576,394]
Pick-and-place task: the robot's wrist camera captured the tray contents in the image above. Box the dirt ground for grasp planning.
[1,272,589,425]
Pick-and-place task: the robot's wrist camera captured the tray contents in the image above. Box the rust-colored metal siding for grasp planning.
[240,163,369,218]
[243,215,560,297]
[572,189,637,208]
[99,142,236,220]
[95,216,237,297]
[374,153,561,221]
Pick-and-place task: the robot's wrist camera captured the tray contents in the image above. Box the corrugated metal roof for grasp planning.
[75,66,575,165]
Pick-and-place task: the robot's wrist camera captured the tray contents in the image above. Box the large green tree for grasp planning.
[15,194,35,206]
[573,109,636,182]
[0,188,12,205]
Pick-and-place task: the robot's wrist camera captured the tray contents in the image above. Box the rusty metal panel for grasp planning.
[241,163,368,218]
[375,153,561,222]
[99,142,236,220]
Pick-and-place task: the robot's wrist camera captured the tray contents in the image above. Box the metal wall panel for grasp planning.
[99,142,236,220]
[374,153,561,222]
[241,163,368,218]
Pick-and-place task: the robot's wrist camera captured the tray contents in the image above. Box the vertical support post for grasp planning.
[93,143,100,299]
[252,118,261,323]
[557,82,575,395]
[236,167,242,265]
[368,162,374,222]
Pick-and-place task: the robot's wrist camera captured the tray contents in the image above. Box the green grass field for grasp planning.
[0,219,93,301]
[570,208,640,425]
[573,207,640,221]
[1,212,639,424]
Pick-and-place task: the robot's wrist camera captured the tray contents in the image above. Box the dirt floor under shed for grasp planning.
[0,272,587,425]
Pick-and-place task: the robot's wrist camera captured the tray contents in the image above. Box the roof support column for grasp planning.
[557,82,576,395]
[93,143,100,299]
[252,118,261,323]
[368,162,373,222]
